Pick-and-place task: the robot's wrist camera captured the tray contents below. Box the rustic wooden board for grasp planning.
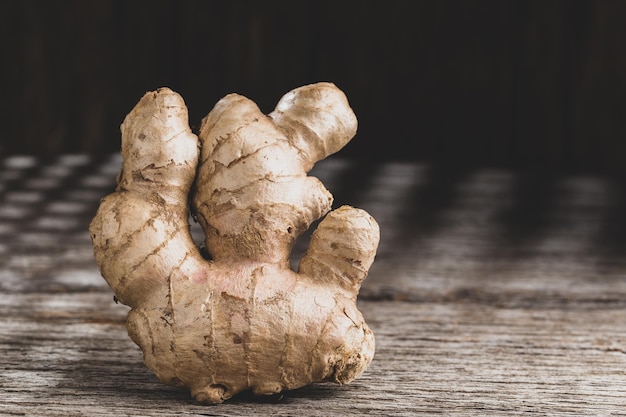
[3,295,626,416]
[2,155,626,416]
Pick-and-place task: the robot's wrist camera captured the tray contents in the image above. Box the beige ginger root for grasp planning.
[89,83,379,404]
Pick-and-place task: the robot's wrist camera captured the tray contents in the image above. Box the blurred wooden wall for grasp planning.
[2,0,626,173]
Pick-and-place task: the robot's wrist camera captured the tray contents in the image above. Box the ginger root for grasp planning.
[89,83,379,404]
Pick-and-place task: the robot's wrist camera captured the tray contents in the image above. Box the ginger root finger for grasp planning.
[299,205,380,298]
[89,88,202,307]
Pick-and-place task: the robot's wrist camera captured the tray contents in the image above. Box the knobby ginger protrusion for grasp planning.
[89,83,379,404]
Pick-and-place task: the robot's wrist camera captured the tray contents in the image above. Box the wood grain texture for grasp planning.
[2,155,626,415]
[3,296,626,416]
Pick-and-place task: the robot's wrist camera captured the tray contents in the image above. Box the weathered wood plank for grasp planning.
[2,155,626,415]
[2,293,626,416]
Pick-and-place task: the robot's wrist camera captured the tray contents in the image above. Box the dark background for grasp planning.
[2,0,626,174]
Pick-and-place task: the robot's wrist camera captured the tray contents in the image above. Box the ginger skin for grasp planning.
[89,83,379,404]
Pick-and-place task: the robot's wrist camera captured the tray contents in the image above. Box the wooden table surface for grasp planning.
[2,154,626,416]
